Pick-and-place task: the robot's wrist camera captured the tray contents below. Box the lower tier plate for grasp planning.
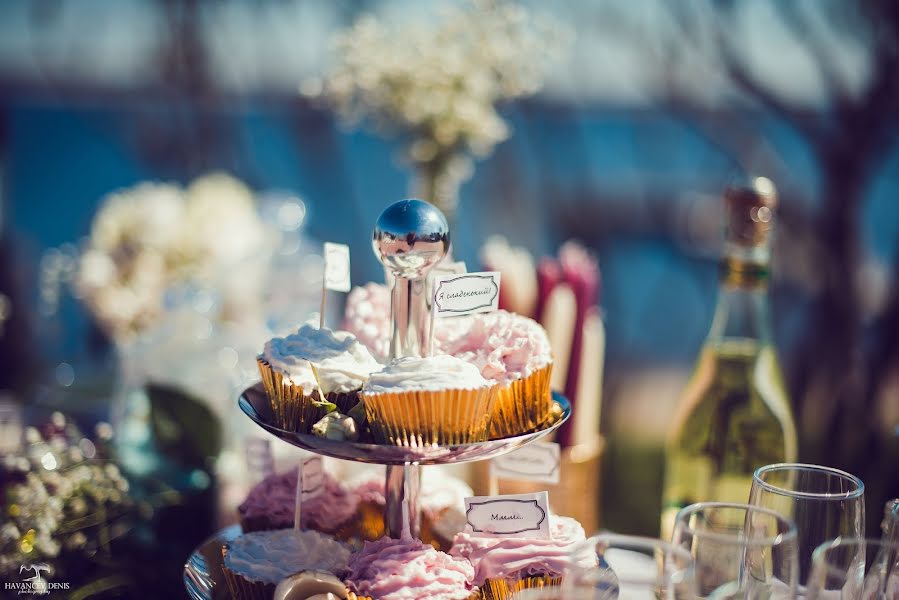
[183,524,241,600]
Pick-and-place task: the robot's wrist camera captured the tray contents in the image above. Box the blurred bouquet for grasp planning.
[314,0,569,217]
[74,172,269,343]
[41,173,322,498]
[0,413,131,579]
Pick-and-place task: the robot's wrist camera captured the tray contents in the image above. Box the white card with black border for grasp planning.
[464,491,551,539]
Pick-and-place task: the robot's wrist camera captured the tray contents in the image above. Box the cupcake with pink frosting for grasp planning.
[450,515,595,600]
[345,534,478,600]
[438,310,553,438]
[238,469,359,540]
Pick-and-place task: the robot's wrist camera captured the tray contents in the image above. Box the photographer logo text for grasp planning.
[5,563,70,596]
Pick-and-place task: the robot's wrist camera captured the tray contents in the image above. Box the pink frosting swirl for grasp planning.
[449,516,593,586]
[438,310,552,385]
[346,534,476,600]
[343,284,552,386]
[238,470,358,532]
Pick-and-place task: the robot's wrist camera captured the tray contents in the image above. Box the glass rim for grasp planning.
[811,537,899,578]
[752,463,865,500]
[571,533,694,585]
[673,501,798,547]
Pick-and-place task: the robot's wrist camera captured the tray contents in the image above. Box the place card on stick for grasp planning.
[294,453,325,530]
[429,271,501,354]
[320,242,351,328]
[464,491,551,539]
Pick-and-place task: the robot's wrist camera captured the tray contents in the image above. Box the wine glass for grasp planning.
[672,502,799,599]
[807,538,899,599]
[749,464,865,585]
[564,533,696,599]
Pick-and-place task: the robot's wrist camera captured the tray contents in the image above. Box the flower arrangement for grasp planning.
[73,172,269,345]
[0,414,131,578]
[316,0,569,216]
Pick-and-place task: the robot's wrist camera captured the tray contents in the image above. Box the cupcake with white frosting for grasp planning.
[221,529,351,600]
[361,355,497,447]
[258,324,381,431]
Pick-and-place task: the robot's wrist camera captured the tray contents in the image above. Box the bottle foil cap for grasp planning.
[725,176,777,247]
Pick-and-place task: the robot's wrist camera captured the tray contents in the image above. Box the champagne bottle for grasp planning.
[660,177,798,538]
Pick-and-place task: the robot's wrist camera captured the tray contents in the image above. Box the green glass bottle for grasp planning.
[661,177,798,539]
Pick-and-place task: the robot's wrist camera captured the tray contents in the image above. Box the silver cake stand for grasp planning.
[183,199,572,599]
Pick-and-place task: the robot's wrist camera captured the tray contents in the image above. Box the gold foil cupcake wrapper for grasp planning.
[362,386,496,447]
[479,575,564,600]
[489,363,553,439]
[221,547,276,600]
[257,358,332,432]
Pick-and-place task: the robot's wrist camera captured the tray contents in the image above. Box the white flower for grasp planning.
[316,0,569,213]
[72,172,274,344]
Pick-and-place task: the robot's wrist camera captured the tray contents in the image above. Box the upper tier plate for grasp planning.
[239,382,570,465]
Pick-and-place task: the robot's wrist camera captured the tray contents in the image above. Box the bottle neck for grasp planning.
[708,243,772,344]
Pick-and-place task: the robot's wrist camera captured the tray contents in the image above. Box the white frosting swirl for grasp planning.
[362,355,491,394]
[262,324,382,394]
[224,529,351,584]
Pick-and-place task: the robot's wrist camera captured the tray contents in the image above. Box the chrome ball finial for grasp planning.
[373,199,450,279]
[373,199,450,359]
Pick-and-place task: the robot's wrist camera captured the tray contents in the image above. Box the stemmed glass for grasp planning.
[749,464,865,584]
[564,533,697,599]
[672,502,799,599]
[807,538,899,599]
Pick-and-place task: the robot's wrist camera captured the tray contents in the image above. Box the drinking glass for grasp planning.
[750,464,865,583]
[564,533,696,599]
[807,538,899,599]
[672,502,799,599]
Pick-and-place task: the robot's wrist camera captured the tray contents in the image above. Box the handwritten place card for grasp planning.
[300,454,325,500]
[492,441,561,485]
[464,491,551,539]
[433,272,501,316]
[323,242,351,292]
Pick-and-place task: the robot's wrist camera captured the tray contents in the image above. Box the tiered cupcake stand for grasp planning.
[183,385,570,600]
[183,199,571,599]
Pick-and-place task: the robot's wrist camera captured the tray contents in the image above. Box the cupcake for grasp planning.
[258,324,382,431]
[449,515,594,600]
[221,529,350,600]
[346,467,474,549]
[438,311,553,438]
[345,534,478,600]
[238,470,359,539]
[361,355,497,447]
